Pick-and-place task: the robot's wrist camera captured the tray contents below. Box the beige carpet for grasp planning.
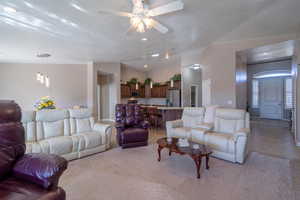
[60,145,295,200]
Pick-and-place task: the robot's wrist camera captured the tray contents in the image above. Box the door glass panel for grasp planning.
[191,86,196,107]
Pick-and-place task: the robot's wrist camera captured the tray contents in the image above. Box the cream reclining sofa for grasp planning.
[22,108,112,161]
[166,107,250,164]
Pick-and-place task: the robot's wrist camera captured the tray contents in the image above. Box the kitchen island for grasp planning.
[157,107,183,128]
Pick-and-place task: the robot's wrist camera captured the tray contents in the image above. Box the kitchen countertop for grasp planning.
[157,107,183,110]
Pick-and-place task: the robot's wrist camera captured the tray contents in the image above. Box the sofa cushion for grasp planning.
[172,127,192,138]
[122,128,148,143]
[76,118,92,133]
[205,132,235,153]
[44,120,64,138]
[69,109,93,134]
[191,128,207,143]
[204,105,218,123]
[214,108,246,134]
[13,153,68,189]
[40,136,74,155]
[21,111,36,142]
[182,107,205,128]
[36,110,70,140]
[80,132,102,149]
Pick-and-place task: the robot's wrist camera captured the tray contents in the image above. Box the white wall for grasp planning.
[121,64,146,83]
[146,63,181,82]
[0,63,87,110]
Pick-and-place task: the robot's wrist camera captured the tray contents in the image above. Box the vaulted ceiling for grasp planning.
[0,0,299,69]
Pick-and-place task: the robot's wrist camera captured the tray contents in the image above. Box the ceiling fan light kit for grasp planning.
[98,0,184,34]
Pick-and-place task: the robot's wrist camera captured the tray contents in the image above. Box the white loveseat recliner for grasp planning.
[166,107,250,164]
[22,108,112,161]
[166,107,206,139]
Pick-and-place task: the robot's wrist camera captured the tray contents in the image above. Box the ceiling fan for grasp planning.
[98,0,184,34]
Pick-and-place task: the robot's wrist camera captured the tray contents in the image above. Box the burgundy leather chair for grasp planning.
[115,104,149,148]
[0,100,68,200]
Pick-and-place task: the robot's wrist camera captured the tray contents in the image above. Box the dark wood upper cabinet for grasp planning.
[151,85,167,98]
[121,81,180,98]
[121,84,131,98]
[121,84,145,98]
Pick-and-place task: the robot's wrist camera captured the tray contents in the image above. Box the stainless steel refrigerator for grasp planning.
[167,89,181,107]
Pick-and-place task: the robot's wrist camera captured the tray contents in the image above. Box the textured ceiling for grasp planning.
[0,0,299,69]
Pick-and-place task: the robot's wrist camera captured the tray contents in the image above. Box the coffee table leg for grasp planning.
[206,155,210,170]
[192,156,202,179]
[157,146,162,162]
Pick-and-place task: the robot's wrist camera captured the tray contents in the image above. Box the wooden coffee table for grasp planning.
[157,137,212,179]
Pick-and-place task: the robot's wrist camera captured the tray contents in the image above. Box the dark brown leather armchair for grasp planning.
[0,100,68,200]
[115,104,149,148]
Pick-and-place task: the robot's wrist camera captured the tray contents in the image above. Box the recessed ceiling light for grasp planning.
[37,53,51,58]
[151,53,160,57]
[141,38,148,41]
[262,52,270,56]
[4,7,17,13]
[144,64,148,68]
[189,64,201,70]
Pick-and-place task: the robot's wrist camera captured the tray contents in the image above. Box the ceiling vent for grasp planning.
[37,53,51,58]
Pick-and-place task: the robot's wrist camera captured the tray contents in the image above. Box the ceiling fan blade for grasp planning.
[148,1,184,17]
[151,20,168,34]
[98,10,133,17]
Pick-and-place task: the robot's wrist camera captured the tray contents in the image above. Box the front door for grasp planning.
[259,77,283,119]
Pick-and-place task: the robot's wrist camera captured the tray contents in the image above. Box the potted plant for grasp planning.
[128,78,138,85]
[153,82,160,87]
[35,96,56,110]
[170,74,181,81]
[144,78,152,85]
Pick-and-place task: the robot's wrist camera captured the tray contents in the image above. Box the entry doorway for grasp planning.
[259,77,283,119]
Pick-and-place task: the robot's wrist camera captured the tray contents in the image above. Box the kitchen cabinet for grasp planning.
[151,85,167,98]
[121,84,131,98]
[121,84,145,98]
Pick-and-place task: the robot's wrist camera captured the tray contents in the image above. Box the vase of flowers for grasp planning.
[35,96,56,110]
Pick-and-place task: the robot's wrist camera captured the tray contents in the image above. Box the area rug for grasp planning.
[60,145,295,200]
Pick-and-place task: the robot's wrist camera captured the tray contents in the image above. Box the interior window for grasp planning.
[252,80,259,108]
[285,78,293,109]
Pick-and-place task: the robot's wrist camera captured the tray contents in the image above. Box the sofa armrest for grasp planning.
[93,123,113,146]
[195,123,214,131]
[13,153,68,189]
[115,122,125,129]
[94,123,112,134]
[232,128,250,141]
[166,120,183,129]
